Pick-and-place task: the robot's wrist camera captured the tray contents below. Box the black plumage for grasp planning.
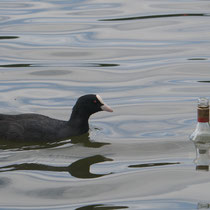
[0,94,113,142]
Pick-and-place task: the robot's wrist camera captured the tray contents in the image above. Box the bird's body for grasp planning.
[0,94,113,142]
[0,114,69,141]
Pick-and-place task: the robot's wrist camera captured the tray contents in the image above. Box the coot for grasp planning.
[0,94,113,142]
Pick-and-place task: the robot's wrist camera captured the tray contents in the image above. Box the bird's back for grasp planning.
[0,114,68,142]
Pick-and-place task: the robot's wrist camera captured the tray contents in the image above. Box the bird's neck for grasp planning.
[68,108,90,133]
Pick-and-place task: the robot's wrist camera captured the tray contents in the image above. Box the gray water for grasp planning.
[0,0,210,209]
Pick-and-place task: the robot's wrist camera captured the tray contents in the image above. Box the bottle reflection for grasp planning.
[197,202,210,209]
[194,143,210,171]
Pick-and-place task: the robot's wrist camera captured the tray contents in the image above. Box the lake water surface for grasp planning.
[0,0,210,209]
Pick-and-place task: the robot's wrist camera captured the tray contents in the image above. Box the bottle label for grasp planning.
[198,107,209,122]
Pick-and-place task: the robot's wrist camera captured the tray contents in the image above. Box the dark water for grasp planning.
[0,0,210,209]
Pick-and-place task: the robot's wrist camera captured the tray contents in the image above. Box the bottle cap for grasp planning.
[198,98,209,108]
[197,98,209,123]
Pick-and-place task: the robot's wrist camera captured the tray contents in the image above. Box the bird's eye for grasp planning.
[93,100,97,104]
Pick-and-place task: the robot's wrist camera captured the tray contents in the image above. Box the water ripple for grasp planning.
[0,0,209,208]
[100,13,208,21]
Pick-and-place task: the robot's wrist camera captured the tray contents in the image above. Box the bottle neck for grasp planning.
[197,107,209,123]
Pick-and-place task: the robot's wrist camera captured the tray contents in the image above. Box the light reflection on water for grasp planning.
[0,0,210,209]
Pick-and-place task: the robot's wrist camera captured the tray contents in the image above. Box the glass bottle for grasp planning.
[190,98,210,170]
[190,98,210,144]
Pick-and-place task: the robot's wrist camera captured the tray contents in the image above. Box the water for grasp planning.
[0,0,210,209]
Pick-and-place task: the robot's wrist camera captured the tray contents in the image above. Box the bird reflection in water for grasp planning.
[70,132,110,148]
[0,131,112,178]
[0,155,113,179]
[0,132,110,150]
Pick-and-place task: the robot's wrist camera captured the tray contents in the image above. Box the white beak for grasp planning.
[101,104,113,112]
[96,94,113,112]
